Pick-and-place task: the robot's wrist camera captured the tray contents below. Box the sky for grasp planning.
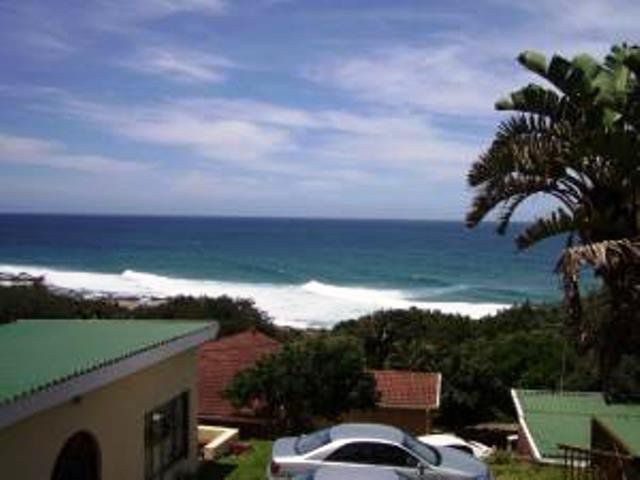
[0,0,637,219]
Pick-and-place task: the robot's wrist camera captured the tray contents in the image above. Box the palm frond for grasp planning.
[557,237,640,278]
[556,237,640,323]
[468,114,568,188]
[516,208,576,250]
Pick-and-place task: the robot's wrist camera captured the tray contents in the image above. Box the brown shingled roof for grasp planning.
[198,329,280,422]
[372,369,441,410]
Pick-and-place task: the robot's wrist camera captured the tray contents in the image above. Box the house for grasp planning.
[344,370,441,435]
[198,329,280,432]
[512,389,640,464]
[0,319,218,480]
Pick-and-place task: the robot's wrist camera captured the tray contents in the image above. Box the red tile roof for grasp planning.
[371,370,441,410]
[198,329,280,422]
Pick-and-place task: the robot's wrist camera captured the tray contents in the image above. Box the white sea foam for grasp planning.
[0,264,509,327]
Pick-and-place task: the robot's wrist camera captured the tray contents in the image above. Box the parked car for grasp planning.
[417,434,494,459]
[269,423,493,479]
[294,466,412,479]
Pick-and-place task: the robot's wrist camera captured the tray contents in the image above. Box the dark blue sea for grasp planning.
[0,214,564,327]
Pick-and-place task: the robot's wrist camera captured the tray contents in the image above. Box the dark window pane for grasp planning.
[296,428,331,455]
[144,391,190,480]
[327,442,375,464]
[403,434,440,465]
[370,444,418,467]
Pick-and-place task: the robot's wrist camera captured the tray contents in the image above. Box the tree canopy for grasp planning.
[466,44,640,385]
[225,335,378,433]
[0,283,274,338]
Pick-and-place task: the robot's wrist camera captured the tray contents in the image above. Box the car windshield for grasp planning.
[403,434,440,466]
[296,428,331,455]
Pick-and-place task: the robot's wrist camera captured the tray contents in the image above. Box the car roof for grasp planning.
[330,423,405,444]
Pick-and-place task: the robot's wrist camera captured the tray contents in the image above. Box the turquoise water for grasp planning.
[0,214,564,326]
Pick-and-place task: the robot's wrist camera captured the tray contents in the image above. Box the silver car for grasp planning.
[268,423,492,479]
[293,465,413,479]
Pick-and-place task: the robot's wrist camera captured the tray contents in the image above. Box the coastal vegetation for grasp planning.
[333,301,608,427]
[5,282,637,429]
[0,283,274,337]
[225,336,378,433]
[466,44,640,387]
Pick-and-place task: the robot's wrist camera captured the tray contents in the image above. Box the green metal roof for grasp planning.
[0,319,214,406]
[514,389,640,460]
[596,416,640,456]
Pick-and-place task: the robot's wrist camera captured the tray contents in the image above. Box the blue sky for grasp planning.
[0,0,636,219]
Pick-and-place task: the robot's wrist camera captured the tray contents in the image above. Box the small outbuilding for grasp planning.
[344,369,441,435]
[512,389,640,464]
[0,319,218,480]
[198,329,280,434]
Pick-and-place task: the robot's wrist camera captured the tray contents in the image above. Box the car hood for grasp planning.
[273,436,298,459]
[438,446,489,477]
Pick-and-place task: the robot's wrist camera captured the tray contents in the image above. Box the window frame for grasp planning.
[144,391,190,480]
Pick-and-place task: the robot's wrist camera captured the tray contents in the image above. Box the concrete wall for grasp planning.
[0,348,199,480]
[343,407,433,436]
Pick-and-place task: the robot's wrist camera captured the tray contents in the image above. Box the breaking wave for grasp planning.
[0,264,509,328]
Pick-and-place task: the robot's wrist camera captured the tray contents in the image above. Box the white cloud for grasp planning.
[54,94,480,179]
[60,97,295,166]
[123,47,234,83]
[92,0,228,28]
[306,43,524,116]
[305,0,640,116]
[0,133,151,174]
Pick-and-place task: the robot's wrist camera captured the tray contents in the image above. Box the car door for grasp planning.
[322,441,374,475]
[368,442,436,479]
[324,441,434,479]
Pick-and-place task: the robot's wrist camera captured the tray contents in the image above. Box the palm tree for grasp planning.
[466,44,640,387]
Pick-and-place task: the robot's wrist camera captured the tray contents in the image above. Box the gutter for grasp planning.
[511,388,546,463]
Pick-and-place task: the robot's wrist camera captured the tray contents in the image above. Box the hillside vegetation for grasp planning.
[2,283,638,428]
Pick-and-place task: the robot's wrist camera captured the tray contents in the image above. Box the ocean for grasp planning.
[0,214,564,328]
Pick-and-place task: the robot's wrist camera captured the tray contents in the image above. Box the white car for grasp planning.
[269,423,492,479]
[417,434,494,459]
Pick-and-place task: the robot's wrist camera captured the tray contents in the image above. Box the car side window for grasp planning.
[370,443,419,468]
[326,442,418,468]
[326,442,371,463]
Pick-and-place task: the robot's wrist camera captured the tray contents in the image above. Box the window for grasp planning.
[326,442,418,468]
[369,444,419,468]
[326,442,368,463]
[403,434,440,466]
[296,428,331,455]
[144,391,189,480]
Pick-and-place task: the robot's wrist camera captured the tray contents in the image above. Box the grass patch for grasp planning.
[489,454,563,480]
[197,439,272,480]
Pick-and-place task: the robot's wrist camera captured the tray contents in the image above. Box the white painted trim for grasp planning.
[435,373,442,409]
[511,388,544,462]
[0,323,218,430]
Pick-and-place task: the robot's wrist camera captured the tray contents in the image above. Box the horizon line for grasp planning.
[0,210,523,224]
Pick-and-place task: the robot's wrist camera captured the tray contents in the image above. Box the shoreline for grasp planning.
[0,264,511,326]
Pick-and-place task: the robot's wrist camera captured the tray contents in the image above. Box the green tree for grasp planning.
[0,284,273,338]
[225,336,378,434]
[466,44,640,386]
